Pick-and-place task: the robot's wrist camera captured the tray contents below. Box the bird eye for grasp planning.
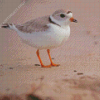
[60,14,65,18]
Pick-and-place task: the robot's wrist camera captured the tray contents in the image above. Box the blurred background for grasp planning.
[0,0,100,99]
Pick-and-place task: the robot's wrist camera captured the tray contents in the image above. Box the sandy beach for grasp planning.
[0,0,100,100]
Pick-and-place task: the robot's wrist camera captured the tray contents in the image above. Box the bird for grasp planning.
[1,9,77,68]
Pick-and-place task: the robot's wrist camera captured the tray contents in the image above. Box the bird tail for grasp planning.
[1,23,16,30]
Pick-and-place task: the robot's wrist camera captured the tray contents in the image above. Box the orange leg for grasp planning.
[36,49,51,68]
[47,49,60,66]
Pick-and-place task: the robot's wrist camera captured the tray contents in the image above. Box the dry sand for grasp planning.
[0,0,100,100]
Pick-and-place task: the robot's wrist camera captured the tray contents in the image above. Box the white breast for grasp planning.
[16,24,70,49]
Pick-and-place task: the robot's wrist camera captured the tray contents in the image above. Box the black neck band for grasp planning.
[49,17,61,27]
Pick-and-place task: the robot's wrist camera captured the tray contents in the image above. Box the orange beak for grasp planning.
[70,17,77,23]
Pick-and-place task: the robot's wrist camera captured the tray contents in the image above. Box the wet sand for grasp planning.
[0,0,100,100]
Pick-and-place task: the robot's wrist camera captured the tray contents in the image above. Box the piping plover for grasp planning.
[1,9,77,68]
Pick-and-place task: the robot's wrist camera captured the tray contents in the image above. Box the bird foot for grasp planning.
[51,63,60,67]
[41,64,52,68]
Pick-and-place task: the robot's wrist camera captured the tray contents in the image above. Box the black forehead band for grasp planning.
[67,11,72,14]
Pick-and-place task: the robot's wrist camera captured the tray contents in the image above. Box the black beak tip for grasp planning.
[74,19,78,23]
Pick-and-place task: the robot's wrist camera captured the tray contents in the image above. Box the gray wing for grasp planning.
[16,15,50,33]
